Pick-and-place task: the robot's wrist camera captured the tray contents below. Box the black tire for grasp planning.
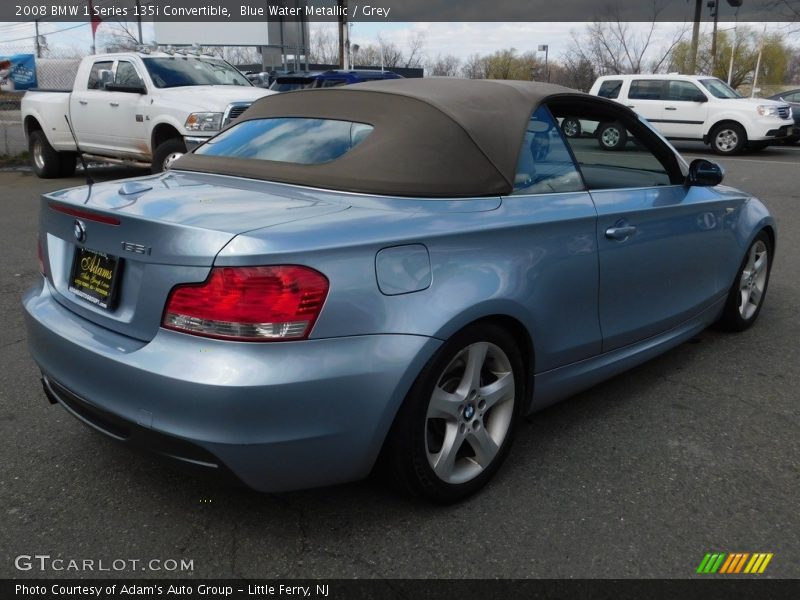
[716,231,772,332]
[561,117,582,138]
[151,137,186,174]
[385,322,525,503]
[58,152,77,177]
[29,130,62,178]
[710,122,747,155]
[597,121,627,151]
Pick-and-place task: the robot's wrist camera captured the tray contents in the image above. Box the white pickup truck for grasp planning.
[22,51,274,177]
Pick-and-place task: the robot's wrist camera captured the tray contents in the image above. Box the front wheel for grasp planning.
[716,231,772,331]
[386,323,524,503]
[152,138,186,173]
[710,123,746,155]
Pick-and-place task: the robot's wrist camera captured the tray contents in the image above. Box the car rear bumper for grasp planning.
[23,278,440,492]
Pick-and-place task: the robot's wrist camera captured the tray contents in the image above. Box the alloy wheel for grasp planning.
[425,342,515,485]
[715,129,739,153]
[738,239,769,320]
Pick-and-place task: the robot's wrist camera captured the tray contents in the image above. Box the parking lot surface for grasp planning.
[1,143,799,579]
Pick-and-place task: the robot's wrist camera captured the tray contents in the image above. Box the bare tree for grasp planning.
[308,25,339,65]
[427,54,461,77]
[403,31,426,69]
[565,4,688,76]
[462,53,488,79]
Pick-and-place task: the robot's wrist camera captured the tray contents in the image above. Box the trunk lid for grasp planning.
[40,171,349,341]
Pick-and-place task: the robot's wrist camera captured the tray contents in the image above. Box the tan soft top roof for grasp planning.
[174,78,582,197]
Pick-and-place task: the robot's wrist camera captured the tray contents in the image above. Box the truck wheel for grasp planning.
[597,122,627,151]
[58,153,77,177]
[561,117,582,138]
[710,123,746,155]
[29,130,62,178]
[152,138,186,173]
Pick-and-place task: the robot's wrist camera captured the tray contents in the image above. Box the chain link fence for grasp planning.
[1,43,83,156]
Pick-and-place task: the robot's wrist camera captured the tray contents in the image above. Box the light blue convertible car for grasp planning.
[24,79,775,502]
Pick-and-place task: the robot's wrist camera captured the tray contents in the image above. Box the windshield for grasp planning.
[143,57,251,88]
[699,78,742,99]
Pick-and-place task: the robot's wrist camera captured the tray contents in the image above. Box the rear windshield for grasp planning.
[143,57,251,88]
[195,118,374,164]
[269,78,316,92]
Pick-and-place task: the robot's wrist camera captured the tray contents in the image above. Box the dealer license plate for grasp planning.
[68,247,122,311]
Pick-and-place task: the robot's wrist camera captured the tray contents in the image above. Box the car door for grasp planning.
[103,60,149,158]
[69,59,113,151]
[660,80,709,140]
[624,79,668,133]
[557,107,732,352]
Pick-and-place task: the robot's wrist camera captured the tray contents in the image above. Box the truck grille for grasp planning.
[223,103,252,127]
[778,106,791,119]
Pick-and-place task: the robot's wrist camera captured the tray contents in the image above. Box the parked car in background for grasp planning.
[766,89,800,144]
[21,51,274,177]
[24,79,775,503]
[580,74,793,155]
[269,69,403,91]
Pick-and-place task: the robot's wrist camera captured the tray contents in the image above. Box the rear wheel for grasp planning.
[597,121,627,151]
[710,123,746,155]
[152,138,186,173]
[29,130,62,178]
[561,117,582,138]
[386,323,524,503]
[716,231,772,331]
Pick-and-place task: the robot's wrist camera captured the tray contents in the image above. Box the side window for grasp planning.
[668,80,704,101]
[597,80,622,99]
[318,79,348,88]
[783,92,799,102]
[87,61,114,90]
[115,61,142,87]
[628,80,665,101]
[550,105,676,190]
[511,105,584,195]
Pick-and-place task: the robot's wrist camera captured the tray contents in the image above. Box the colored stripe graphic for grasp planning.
[699,552,773,574]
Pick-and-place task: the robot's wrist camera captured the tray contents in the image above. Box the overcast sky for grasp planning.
[1,19,798,63]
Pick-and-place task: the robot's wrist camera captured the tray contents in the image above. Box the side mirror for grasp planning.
[687,158,724,187]
[693,93,708,103]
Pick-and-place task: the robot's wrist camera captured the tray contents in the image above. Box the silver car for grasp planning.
[24,79,775,502]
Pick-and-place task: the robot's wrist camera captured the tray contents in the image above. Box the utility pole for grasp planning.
[710,1,720,75]
[135,0,143,44]
[338,0,349,69]
[34,19,41,58]
[689,0,702,74]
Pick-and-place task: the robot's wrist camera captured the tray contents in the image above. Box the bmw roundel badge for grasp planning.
[73,220,86,243]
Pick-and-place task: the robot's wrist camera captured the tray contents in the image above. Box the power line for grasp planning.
[0,22,90,44]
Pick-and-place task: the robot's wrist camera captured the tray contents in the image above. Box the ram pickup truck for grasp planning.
[22,51,274,177]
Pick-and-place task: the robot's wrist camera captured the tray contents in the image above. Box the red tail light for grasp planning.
[162,266,329,342]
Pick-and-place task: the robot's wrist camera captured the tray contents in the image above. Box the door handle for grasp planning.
[605,225,637,240]
[626,104,635,108]
[665,106,677,111]
[109,102,119,107]
[78,100,88,105]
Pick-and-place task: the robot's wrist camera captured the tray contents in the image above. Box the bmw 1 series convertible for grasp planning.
[24,79,775,502]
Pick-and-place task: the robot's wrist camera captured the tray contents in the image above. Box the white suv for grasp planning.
[561,74,794,155]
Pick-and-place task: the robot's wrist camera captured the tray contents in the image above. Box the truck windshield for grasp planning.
[699,78,742,99]
[143,57,251,88]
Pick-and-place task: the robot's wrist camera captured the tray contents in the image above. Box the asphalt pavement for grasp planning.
[1,143,798,579]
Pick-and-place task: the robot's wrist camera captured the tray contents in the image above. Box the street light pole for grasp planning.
[538,44,549,82]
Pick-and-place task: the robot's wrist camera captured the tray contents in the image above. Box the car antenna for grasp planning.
[64,114,94,186]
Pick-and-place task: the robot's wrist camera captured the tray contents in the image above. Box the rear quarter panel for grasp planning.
[22,91,76,150]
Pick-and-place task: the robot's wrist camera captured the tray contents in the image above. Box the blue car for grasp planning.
[269,69,402,91]
[24,79,775,502]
